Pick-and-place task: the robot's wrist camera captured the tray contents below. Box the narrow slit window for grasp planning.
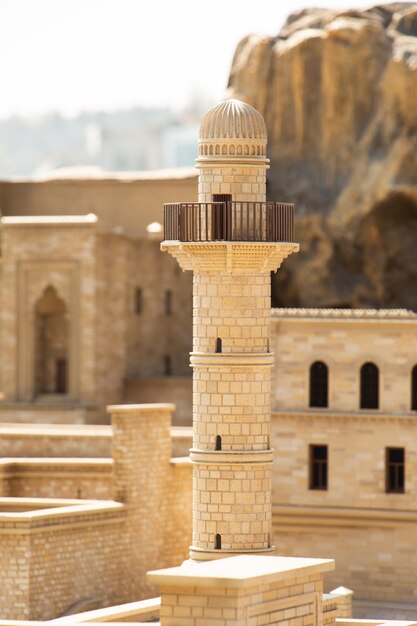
[135,288,143,314]
[215,435,222,451]
[215,338,222,353]
[309,444,328,490]
[164,290,172,316]
[309,361,328,408]
[55,358,67,394]
[412,365,417,411]
[215,533,221,550]
[360,362,379,409]
[386,448,405,493]
[164,355,171,376]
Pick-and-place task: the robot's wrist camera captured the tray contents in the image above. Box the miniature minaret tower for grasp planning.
[162,99,299,560]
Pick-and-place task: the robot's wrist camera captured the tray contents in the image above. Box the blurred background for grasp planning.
[0,0,373,177]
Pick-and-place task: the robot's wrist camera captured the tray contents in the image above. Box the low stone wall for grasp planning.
[0,423,191,459]
[0,458,113,499]
[0,403,95,424]
[0,499,127,620]
[0,424,112,457]
[55,597,161,623]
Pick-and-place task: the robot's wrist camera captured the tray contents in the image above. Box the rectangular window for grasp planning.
[386,447,405,493]
[309,444,328,490]
[135,288,142,315]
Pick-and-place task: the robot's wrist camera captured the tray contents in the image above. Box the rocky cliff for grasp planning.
[227,3,417,308]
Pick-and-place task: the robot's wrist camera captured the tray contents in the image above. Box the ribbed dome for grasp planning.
[199,99,267,141]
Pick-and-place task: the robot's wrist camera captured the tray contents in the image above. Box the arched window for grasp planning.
[412,365,417,411]
[360,362,379,409]
[215,435,222,451]
[34,286,68,396]
[215,533,221,549]
[215,338,222,353]
[309,361,328,408]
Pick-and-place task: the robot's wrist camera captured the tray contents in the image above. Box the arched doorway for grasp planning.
[34,286,69,396]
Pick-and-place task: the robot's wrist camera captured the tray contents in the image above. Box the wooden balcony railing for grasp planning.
[163,202,295,243]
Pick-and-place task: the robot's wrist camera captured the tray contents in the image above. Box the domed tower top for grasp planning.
[197,99,267,161]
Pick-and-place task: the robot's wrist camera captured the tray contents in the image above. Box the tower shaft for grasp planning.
[161,99,298,561]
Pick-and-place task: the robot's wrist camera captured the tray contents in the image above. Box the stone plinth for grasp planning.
[148,554,335,626]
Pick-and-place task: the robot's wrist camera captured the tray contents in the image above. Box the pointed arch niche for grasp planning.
[34,285,69,396]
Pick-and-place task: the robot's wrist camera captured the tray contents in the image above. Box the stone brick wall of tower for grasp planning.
[193,366,270,451]
[192,462,272,551]
[197,165,266,202]
[193,273,270,353]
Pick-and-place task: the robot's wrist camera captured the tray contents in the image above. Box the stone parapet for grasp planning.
[148,554,334,626]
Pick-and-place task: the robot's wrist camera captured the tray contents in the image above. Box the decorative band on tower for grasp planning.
[161,98,299,561]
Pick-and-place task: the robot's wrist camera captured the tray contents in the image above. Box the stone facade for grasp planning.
[0,200,193,423]
[0,404,192,620]
[270,308,417,604]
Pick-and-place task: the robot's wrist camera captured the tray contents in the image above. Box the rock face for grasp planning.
[227,3,417,308]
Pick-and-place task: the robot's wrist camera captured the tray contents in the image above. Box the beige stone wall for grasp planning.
[0,423,191,459]
[271,316,417,413]
[197,165,266,203]
[0,404,92,424]
[125,239,192,378]
[124,377,192,426]
[0,220,193,422]
[0,534,29,617]
[160,572,323,626]
[193,365,270,451]
[271,410,417,602]
[0,220,98,407]
[110,404,191,599]
[193,273,270,354]
[0,459,112,500]
[164,459,193,567]
[0,503,127,621]
[94,234,129,412]
[273,512,417,603]
[0,424,112,458]
[0,170,198,238]
[271,411,417,510]
[192,461,271,551]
